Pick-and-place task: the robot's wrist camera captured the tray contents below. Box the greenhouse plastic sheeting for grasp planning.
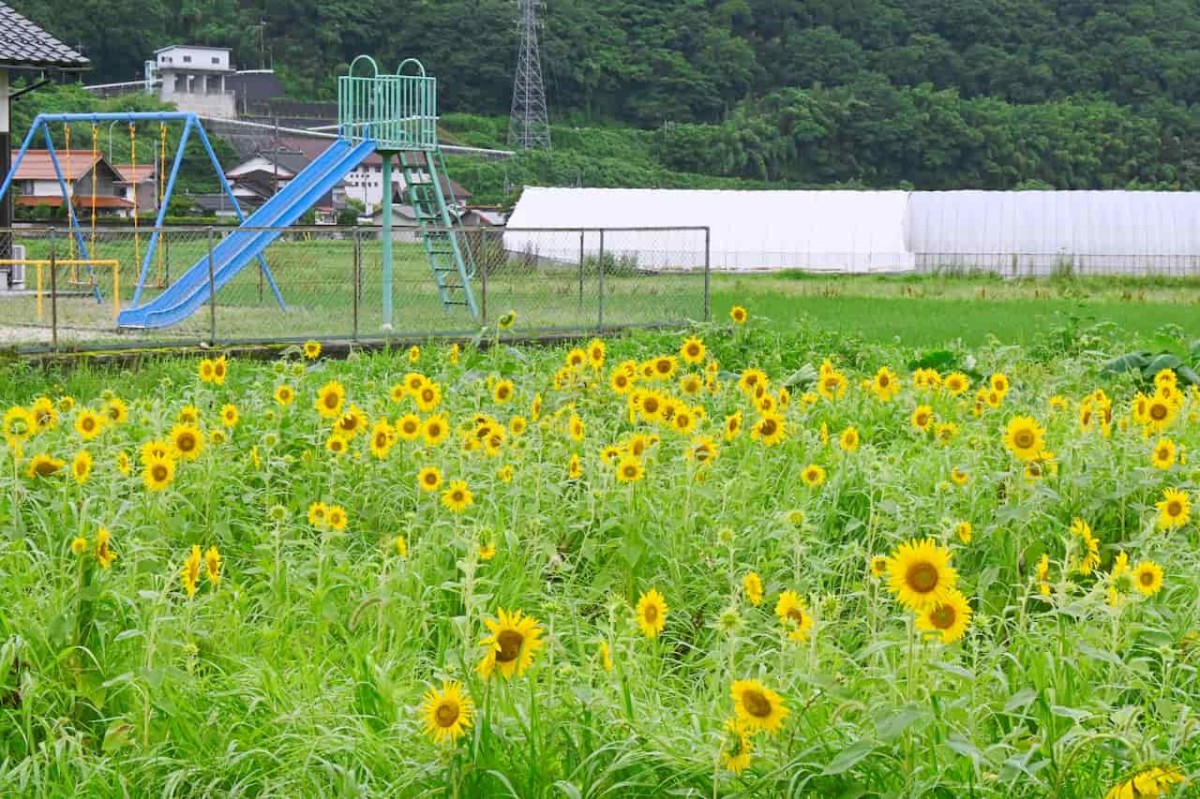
[907,191,1200,276]
[504,187,914,272]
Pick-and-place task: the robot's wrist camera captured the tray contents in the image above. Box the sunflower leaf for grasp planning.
[822,739,876,775]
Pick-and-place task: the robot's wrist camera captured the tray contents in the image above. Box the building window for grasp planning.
[183,55,192,63]
[212,57,220,64]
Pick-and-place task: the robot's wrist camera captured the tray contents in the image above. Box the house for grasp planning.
[224,147,345,215]
[345,152,472,215]
[112,163,157,212]
[9,149,133,217]
[0,1,90,260]
[154,45,236,118]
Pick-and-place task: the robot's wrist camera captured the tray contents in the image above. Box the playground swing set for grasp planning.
[0,55,479,331]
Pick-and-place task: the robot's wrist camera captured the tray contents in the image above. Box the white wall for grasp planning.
[157,46,230,71]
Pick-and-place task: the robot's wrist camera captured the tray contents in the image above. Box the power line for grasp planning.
[508,0,551,150]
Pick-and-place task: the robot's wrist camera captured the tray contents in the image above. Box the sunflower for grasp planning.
[117,451,132,475]
[1133,560,1164,596]
[307,502,329,528]
[30,397,57,431]
[955,521,972,544]
[649,355,677,381]
[198,358,215,383]
[587,338,606,369]
[442,480,473,512]
[1070,518,1101,575]
[950,467,970,486]
[871,367,901,402]
[418,466,443,492]
[743,572,764,606]
[71,536,88,556]
[211,356,228,386]
[95,527,117,569]
[325,434,349,455]
[421,680,474,745]
[143,454,176,492]
[678,374,703,396]
[326,505,348,531]
[57,396,75,413]
[394,536,408,558]
[886,537,958,610]
[818,370,848,402]
[730,679,788,735]
[27,454,65,479]
[798,464,825,488]
[911,405,934,432]
[686,435,719,465]
[1003,415,1045,462]
[615,455,644,483]
[177,405,200,425]
[934,422,959,445]
[274,384,295,407]
[205,545,222,586]
[672,408,697,435]
[300,339,322,360]
[730,305,748,324]
[1143,393,1179,432]
[1152,438,1177,470]
[869,556,889,579]
[1156,487,1191,530]
[530,393,543,421]
[218,404,239,428]
[315,380,346,419]
[182,544,202,598]
[636,588,668,638]
[74,409,103,441]
[394,413,421,441]
[774,590,813,642]
[569,414,585,442]
[750,413,786,446]
[737,368,768,396]
[989,373,1010,395]
[497,310,517,330]
[1104,767,1185,799]
[610,369,635,395]
[71,450,93,485]
[489,379,516,405]
[721,719,754,775]
[916,589,972,644]
[1036,554,1052,596]
[568,453,583,480]
[369,421,396,459]
[839,426,860,452]
[448,342,461,365]
[423,415,451,446]
[407,345,421,364]
[477,608,544,679]
[170,424,204,461]
[680,336,706,365]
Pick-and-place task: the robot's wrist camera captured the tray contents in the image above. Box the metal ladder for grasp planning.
[398,148,480,319]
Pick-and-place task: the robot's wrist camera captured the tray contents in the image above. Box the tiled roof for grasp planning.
[112,165,156,184]
[10,150,102,181]
[0,2,90,70]
[15,195,133,209]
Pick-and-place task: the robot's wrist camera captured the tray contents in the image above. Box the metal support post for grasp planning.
[49,228,58,351]
[703,227,711,322]
[352,228,361,340]
[207,227,217,344]
[380,151,394,330]
[479,237,488,324]
[597,230,605,330]
[578,230,584,310]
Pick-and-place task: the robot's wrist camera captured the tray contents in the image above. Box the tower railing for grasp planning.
[337,56,438,151]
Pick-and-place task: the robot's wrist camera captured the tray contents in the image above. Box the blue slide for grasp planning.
[118,138,376,329]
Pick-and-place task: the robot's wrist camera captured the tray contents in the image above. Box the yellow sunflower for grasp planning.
[30,396,57,431]
[1070,518,1101,575]
[205,545,222,586]
[916,589,972,644]
[1156,488,1191,530]
[1104,767,1185,799]
[567,453,583,480]
[325,434,349,455]
[871,367,901,402]
[955,521,972,544]
[721,719,754,775]
[442,480,473,512]
[1036,554,1051,596]
[198,358,215,383]
[71,450,93,485]
[1151,438,1177,470]
[26,453,65,479]
[422,680,474,745]
[423,415,451,446]
[869,556,888,579]
[315,380,346,419]
[730,305,748,324]
[302,339,322,360]
[142,454,176,492]
[724,411,743,441]
[307,502,329,528]
[396,413,422,441]
[95,526,117,569]
[477,608,544,680]
[369,421,395,459]
[934,422,959,445]
[750,413,786,446]
[211,356,228,386]
[680,336,706,365]
[774,590,813,642]
[274,384,295,407]
[417,466,443,492]
[492,379,515,404]
[326,505,348,531]
[615,455,644,483]
[74,409,104,441]
[587,338,606,369]
[743,572,764,606]
[839,426,860,452]
[885,537,958,610]
[730,679,788,735]
[911,405,934,432]
[181,544,202,598]
[1133,560,1164,596]
[800,464,826,487]
[219,404,239,428]
[170,424,204,461]
[737,368,768,396]
[989,372,1010,395]
[497,310,517,330]
[636,588,668,638]
[1002,415,1046,462]
[818,371,847,402]
[408,345,421,364]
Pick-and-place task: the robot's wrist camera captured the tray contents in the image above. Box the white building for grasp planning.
[155,45,236,118]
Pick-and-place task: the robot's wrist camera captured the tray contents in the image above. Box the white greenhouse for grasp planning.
[504,187,1200,276]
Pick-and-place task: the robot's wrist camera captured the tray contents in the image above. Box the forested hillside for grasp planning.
[12,0,1200,190]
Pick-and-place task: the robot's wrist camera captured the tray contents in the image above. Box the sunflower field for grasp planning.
[0,310,1198,798]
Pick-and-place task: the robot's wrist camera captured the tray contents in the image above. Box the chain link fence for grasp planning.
[0,225,710,353]
[913,252,1200,278]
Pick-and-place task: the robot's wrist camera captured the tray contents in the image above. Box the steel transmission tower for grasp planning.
[508,0,551,150]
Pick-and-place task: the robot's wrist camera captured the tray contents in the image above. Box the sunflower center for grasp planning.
[323,394,338,409]
[152,464,168,482]
[1167,501,1182,517]
[424,473,437,485]
[178,433,195,452]
[917,413,929,426]
[906,561,939,593]
[404,422,417,434]
[879,375,890,387]
[495,630,524,663]
[643,604,659,623]
[623,465,637,477]
[83,418,96,432]
[930,604,957,629]
[786,608,805,626]
[760,419,777,436]
[1013,430,1034,449]
[742,689,772,718]
[1150,404,1168,420]
[34,461,57,476]
[375,433,387,448]
[1139,572,1154,586]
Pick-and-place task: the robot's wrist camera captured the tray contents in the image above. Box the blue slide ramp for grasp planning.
[118,138,376,329]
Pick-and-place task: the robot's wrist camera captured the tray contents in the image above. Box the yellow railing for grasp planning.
[0,260,121,323]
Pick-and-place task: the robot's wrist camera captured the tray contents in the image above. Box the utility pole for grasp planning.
[508,0,551,150]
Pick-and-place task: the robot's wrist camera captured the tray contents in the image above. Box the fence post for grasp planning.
[352,227,361,341]
[49,227,59,352]
[578,230,585,311]
[597,229,605,331]
[703,227,711,322]
[480,233,488,325]
[207,227,217,345]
